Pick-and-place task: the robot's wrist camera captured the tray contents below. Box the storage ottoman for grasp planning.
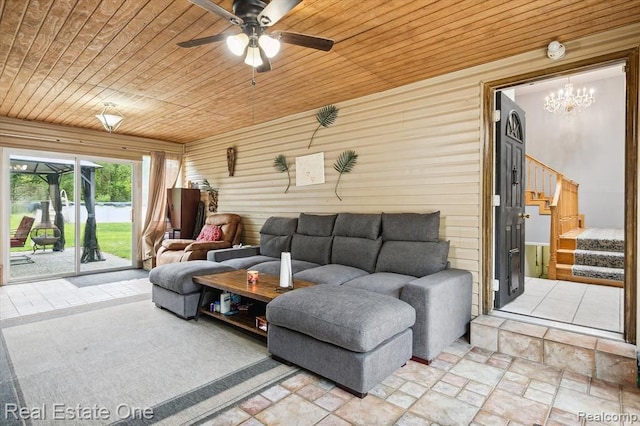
[266,286,415,396]
[150,260,234,319]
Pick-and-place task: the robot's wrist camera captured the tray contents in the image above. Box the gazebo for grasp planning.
[10,155,105,263]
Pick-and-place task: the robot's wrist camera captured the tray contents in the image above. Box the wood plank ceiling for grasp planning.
[1,0,639,144]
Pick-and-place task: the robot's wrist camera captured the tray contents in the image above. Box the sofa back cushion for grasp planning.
[260,217,298,258]
[291,234,333,265]
[375,240,450,277]
[381,212,440,242]
[205,213,243,245]
[333,213,381,240]
[297,213,337,236]
[330,213,382,273]
[291,214,337,265]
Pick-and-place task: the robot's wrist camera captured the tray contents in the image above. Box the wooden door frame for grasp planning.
[481,48,639,343]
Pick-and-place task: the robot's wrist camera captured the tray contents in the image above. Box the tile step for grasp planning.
[470,315,636,387]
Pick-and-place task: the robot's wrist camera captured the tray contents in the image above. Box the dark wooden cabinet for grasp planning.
[167,188,201,239]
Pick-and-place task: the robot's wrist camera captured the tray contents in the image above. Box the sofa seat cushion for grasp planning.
[294,264,369,285]
[221,255,277,270]
[252,259,320,276]
[150,260,235,294]
[342,272,416,299]
[266,286,416,353]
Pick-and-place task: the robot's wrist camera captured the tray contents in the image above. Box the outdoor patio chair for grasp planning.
[10,215,35,264]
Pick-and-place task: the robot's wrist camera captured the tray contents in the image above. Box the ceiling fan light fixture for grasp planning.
[258,34,280,58]
[226,33,249,56]
[95,102,124,133]
[244,46,263,67]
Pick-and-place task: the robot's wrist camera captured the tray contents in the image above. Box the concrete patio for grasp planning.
[9,247,132,282]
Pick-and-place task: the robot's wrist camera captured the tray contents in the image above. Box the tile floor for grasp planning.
[2,277,638,425]
[208,340,640,426]
[0,277,151,319]
[499,277,623,333]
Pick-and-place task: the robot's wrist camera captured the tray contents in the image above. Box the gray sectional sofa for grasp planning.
[151,211,472,396]
[208,212,472,362]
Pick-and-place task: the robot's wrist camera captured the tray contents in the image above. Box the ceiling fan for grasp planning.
[178,0,334,73]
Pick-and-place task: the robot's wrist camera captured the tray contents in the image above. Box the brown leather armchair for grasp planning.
[156,213,242,266]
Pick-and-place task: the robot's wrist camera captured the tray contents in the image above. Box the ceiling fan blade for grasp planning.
[274,31,334,52]
[256,0,302,26]
[256,47,271,73]
[189,0,244,25]
[177,34,226,48]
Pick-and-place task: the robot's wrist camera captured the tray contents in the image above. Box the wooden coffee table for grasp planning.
[193,269,315,337]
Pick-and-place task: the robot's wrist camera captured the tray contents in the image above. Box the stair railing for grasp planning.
[547,174,580,280]
[524,155,580,280]
[526,155,557,202]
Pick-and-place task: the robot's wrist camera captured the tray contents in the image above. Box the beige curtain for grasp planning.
[140,151,182,268]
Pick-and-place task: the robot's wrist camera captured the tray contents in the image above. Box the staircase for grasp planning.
[525,155,624,287]
[556,228,624,287]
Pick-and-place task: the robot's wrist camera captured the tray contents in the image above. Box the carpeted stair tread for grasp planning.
[572,264,624,282]
[573,249,624,269]
[576,228,624,253]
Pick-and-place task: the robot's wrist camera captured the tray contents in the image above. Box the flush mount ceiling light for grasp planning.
[547,40,565,60]
[95,102,124,133]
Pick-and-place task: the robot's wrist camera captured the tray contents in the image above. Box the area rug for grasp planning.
[0,297,296,425]
[65,269,149,287]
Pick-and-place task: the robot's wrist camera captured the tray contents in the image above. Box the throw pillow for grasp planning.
[196,224,222,242]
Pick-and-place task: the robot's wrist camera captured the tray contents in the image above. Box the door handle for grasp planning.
[519,213,530,219]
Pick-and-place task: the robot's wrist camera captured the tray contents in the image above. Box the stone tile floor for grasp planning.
[208,340,640,426]
[2,277,637,425]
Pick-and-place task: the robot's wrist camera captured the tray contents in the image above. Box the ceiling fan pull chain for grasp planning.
[251,67,257,124]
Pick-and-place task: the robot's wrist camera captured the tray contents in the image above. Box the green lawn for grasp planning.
[10,214,132,260]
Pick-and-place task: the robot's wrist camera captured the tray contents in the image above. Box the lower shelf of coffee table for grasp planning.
[198,308,267,337]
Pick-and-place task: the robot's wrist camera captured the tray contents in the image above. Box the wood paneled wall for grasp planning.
[186,24,640,318]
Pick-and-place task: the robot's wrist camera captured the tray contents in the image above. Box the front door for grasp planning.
[495,91,526,308]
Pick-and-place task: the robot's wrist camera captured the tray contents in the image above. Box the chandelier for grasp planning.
[544,80,595,114]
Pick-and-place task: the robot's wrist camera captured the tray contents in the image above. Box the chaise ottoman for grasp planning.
[150,260,234,319]
[266,286,415,396]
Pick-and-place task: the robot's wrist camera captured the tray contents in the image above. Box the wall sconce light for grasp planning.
[95,102,125,133]
[547,41,565,60]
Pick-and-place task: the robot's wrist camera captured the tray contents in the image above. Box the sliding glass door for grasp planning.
[79,159,133,274]
[5,149,136,283]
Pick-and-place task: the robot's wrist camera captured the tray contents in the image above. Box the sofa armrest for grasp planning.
[161,239,194,250]
[184,241,231,253]
[400,268,472,362]
[207,246,260,262]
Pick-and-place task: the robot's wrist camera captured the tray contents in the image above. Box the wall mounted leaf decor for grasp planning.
[333,150,358,201]
[273,154,291,193]
[308,104,339,149]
